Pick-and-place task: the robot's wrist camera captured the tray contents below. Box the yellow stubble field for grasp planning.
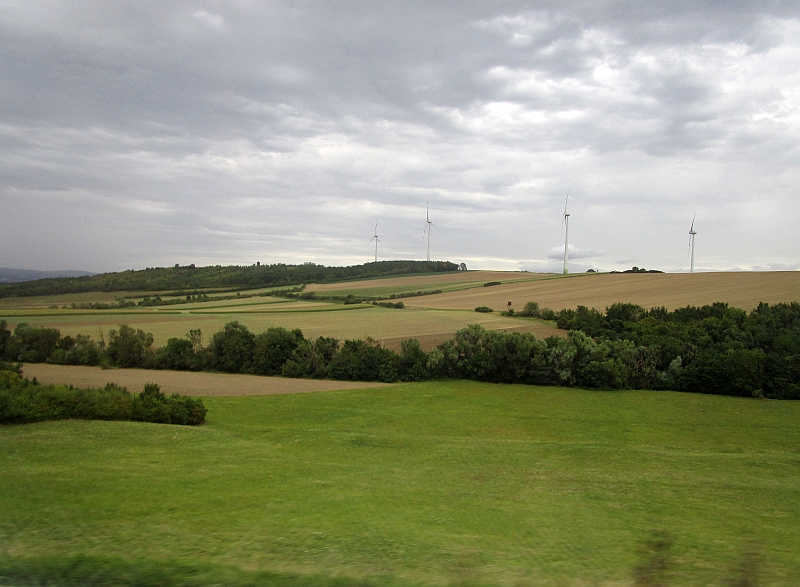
[403,271,800,312]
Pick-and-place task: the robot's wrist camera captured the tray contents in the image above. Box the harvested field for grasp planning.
[307,270,543,298]
[404,271,800,312]
[4,307,562,350]
[21,363,391,396]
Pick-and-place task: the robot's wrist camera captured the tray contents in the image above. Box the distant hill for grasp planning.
[0,268,95,284]
[0,261,461,298]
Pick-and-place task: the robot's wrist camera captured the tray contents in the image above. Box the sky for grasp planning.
[1,1,799,274]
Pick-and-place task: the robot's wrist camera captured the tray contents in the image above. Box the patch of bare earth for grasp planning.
[21,363,393,397]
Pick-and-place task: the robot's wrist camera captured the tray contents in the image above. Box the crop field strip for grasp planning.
[20,363,393,396]
[404,270,800,312]
[2,305,560,350]
[2,381,798,585]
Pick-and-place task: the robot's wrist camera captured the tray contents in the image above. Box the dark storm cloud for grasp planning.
[1,1,798,271]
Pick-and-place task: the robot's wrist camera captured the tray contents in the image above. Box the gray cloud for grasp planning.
[1,1,799,272]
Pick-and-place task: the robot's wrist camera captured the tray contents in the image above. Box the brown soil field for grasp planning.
[404,271,800,312]
[21,363,392,397]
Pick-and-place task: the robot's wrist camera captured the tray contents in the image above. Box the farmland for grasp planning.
[4,270,797,354]
[2,381,799,586]
[0,291,561,352]
[20,363,392,396]
[402,270,800,312]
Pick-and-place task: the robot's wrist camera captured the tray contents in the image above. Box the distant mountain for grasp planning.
[0,268,95,284]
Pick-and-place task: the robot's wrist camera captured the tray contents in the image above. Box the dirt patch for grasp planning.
[21,363,393,397]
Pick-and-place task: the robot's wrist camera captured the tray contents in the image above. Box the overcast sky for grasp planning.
[1,1,799,273]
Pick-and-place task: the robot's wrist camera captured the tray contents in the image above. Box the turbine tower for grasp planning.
[562,191,571,275]
[688,214,697,273]
[369,219,381,263]
[424,204,434,262]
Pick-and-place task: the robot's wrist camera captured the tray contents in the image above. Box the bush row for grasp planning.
[2,300,799,398]
[0,365,206,425]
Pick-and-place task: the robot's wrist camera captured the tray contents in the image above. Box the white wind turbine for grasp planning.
[369,219,381,263]
[562,190,571,275]
[424,204,434,262]
[688,213,697,273]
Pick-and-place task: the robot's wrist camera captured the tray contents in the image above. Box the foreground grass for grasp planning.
[1,382,798,586]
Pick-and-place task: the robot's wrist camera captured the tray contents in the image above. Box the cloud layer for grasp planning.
[1,1,799,272]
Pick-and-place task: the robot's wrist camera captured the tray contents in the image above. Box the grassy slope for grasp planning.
[2,382,798,586]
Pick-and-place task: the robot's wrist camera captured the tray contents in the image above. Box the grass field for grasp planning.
[1,382,798,586]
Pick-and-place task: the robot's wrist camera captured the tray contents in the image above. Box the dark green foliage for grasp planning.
[0,554,402,587]
[106,325,154,368]
[47,334,104,366]
[544,300,800,398]
[154,338,197,371]
[0,379,205,426]
[474,306,493,313]
[0,260,460,298]
[4,323,61,362]
[0,320,10,358]
[131,383,207,425]
[327,339,398,382]
[396,339,428,382]
[253,328,304,375]
[210,321,255,373]
[483,281,501,287]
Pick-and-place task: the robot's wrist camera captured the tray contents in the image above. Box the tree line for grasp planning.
[1,300,798,399]
[0,261,461,298]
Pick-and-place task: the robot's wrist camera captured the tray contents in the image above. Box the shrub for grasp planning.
[252,328,305,375]
[106,325,154,368]
[209,322,255,373]
[0,380,206,426]
[475,306,493,313]
[327,339,397,382]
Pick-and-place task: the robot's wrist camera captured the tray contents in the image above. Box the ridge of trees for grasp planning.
[0,261,461,299]
[2,300,798,399]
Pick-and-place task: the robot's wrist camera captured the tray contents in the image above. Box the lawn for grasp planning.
[1,382,798,586]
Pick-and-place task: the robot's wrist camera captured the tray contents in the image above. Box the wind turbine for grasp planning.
[562,190,571,275]
[688,213,697,273]
[369,219,381,263]
[424,204,434,262]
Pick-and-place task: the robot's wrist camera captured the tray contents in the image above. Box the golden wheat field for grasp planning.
[402,271,800,312]
[20,363,391,396]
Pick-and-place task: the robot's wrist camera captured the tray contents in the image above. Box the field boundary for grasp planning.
[20,363,394,396]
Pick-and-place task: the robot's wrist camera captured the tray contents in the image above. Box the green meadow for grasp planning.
[2,382,799,586]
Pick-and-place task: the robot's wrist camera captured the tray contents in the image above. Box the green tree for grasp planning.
[209,322,255,373]
[106,325,155,368]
